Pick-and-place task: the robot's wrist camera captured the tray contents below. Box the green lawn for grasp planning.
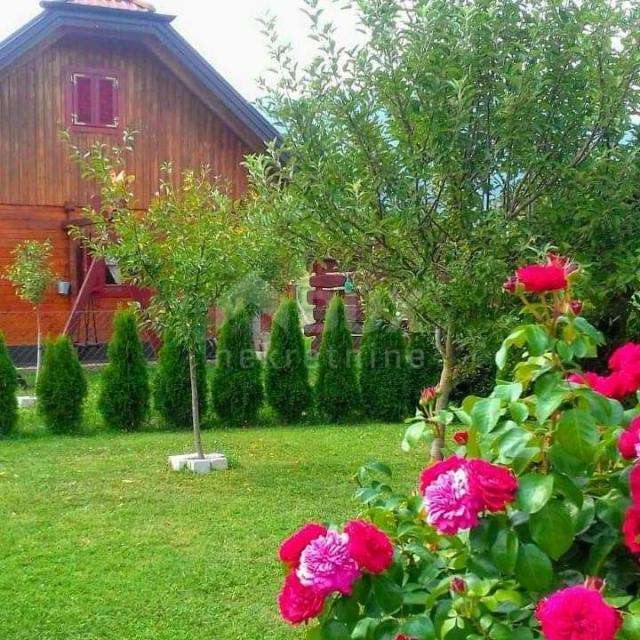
[0,424,423,639]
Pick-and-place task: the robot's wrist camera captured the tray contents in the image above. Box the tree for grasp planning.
[247,0,640,458]
[265,297,312,422]
[315,296,359,422]
[4,240,56,383]
[406,332,442,409]
[67,134,292,458]
[211,306,264,425]
[359,317,408,422]
[37,336,87,434]
[98,309,150,431]
[154,332,207,429]
[0,333,18,437]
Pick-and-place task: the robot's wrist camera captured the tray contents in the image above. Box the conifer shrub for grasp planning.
[265,298,312,422]
[37,336,87,434]
[359,317,408,421]
[153,333,207,429]
[406,331,442,408]
[98,310,150,431]
[211,306,263,425]
[0,333,18,436]
[315,295,360,422]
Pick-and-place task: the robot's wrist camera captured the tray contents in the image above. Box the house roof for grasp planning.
[43,0,157,12]
[0,2,279,149]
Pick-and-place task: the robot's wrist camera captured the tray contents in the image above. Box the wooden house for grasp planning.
[0,0,278,361]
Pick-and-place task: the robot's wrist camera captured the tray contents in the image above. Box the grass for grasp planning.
[1,398,423,638]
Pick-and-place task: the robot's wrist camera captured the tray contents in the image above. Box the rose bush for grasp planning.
[277,255,640,639]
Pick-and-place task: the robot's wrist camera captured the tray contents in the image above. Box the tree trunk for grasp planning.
[188,349,205,459]
[431,326,455,462]
[35,307,42,386]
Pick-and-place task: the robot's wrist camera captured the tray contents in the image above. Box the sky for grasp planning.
[0,0,359,103]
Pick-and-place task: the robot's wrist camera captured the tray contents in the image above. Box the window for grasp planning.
[70,71,120,131]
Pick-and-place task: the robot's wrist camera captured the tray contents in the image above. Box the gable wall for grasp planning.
[0,34,253,209]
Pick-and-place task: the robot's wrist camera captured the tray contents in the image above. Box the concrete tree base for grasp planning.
[17,396,37,409]
[168,453,228,474]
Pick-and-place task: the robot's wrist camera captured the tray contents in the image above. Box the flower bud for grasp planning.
[584,576,605,592]
[419,386,439,407]
[451,577,467,593]
[502,275,518,293]
[570,300,583,316]
[453,431,469,445]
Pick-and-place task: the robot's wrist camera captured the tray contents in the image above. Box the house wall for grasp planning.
[0,34,255,348]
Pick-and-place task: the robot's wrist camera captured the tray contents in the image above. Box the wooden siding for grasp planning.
[0,34,252,209]
[0,33,258,346]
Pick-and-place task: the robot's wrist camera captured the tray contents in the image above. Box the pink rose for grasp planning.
[297,529,361,596]
[345,520,393,575]
[609,342,640,373]
[536,586,621,640]
[630,464,640,502]
[278,573,326,625]
[279,523,328,566]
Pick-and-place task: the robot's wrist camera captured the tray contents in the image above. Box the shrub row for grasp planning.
[0,300,442,436]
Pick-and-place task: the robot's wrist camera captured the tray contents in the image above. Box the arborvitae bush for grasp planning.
[37,336,87,434]
[153,333,207,429]
[265,298,312,422]
[98,310,150,431]
[315,296,360,422]
[211,307,263,425]
[360,318,409,421]
[406,331,442,408]
[0,333,18,436]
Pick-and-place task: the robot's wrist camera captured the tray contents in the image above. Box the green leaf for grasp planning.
[526,325,550,356]
[621,614,640,639]
[556,409,599,463]
[373,620,399,640]
[530,500,575,560]
[321,621,350,640]
[352,619,378,640]
[577,390,624,427]
[372,575,403,614]
[491,528,519,574]
[494,383,523,403]
[515,543,553,592]
[471,398,503,434]
[573,316,605,345]
[401,616,436,639]
[509,401,529,423]
[517,473,554,514]
[535,391,566,424]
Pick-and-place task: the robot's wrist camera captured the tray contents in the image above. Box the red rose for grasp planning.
[468,459,518,513]
[618,417,640,460]
[609,343,640,373]
[453,431,469,445]
[278,573,326,625]
[345,520,394,574]
[279,523,328,566]
[569,371,637,400]
[623,506,640,554]
[547,252,579,275]
[630,464,640,502]
[515,264,568,293]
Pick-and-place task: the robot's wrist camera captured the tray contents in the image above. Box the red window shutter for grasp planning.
[74,75,92,125]
[98,77,118,127]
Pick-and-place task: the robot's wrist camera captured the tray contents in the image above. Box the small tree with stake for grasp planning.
[4,240,56,384]
[67,133,291,460]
